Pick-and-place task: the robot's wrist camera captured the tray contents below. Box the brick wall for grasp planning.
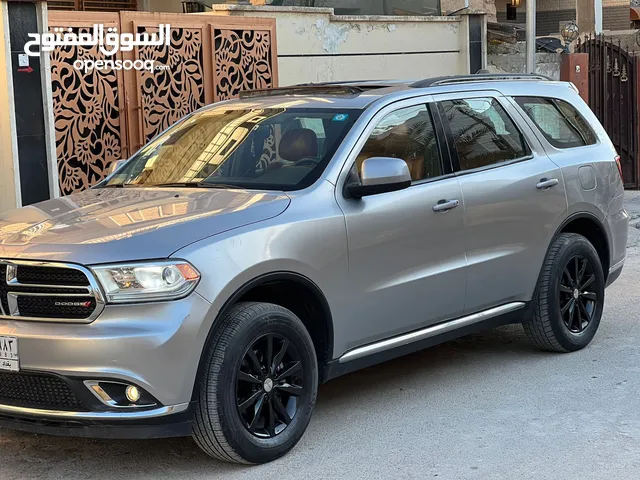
[537,8,576,34]
[494,0,628,34]
[494,1,575,35]
[496,11,526,23]
[603,5,630,30]
[537,0,576,12]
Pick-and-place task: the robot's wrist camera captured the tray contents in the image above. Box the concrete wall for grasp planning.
[441,0,497,20]
[0,1,18,213]
[206,5,473,86]
[487,43,561,79]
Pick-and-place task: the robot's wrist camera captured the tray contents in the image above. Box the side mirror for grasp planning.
[346,157,412,199]
[109,159,127,175]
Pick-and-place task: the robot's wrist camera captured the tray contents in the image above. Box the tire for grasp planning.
[193,302,318,464]
[523,233,605,353]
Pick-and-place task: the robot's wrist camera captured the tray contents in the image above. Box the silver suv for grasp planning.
[0,75,628,464]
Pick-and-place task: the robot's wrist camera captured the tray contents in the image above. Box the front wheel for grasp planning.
[193,302,318,464]
[523,233,605,352]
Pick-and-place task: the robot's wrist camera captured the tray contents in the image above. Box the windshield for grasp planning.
[102,107,360,191]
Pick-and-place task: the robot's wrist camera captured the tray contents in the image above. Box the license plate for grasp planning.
[0,336,19,372]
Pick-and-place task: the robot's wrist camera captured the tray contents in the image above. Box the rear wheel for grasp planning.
[523,233,605,352]
[193,302,318,464]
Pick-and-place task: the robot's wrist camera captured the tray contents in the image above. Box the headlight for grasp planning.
[91,260,200,304]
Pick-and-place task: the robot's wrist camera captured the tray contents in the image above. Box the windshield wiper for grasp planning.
[153,182,204,188]
[152,182,242,189]
[197,183,243,189]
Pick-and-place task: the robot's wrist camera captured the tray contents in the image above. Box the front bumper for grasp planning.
[0,404,194,439]
[0,292,215,437]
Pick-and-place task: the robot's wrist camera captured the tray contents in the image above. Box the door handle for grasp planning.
[536,178,559,190]
[432,199,460,212]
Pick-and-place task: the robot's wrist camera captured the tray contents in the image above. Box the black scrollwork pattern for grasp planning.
[137,27,205,143]
[214,29,273,100]
[50,27,123,195]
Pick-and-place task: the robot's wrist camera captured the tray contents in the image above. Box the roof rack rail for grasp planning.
[293,79,413,87]
[410,73,553,88]
[239,84,367,99]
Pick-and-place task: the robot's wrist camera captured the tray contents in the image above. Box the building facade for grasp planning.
[495,0,630,36]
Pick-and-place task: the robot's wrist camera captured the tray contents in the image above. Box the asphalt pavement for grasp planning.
[2,192,640,480]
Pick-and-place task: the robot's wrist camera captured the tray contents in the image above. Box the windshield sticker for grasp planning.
[332,113,349,122]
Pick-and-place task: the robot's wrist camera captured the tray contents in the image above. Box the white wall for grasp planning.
[206,5,472,86]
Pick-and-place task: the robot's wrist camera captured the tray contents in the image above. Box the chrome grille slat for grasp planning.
[0,260,105,323]
[7,280,92,291]
[8,292,95,297]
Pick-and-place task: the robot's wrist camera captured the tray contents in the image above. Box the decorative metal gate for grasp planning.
[48,12,278,195]
[576,35,638,188]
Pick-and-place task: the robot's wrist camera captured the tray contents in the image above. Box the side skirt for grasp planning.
[322,302,530,382]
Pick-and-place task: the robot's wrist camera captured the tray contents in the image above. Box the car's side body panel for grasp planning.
[503,85,628,275]
[431,91,569,312]
[173,180,354,358]
[336,176,468,348]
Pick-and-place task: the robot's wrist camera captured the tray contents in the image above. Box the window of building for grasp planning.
[48,0,137,11]
[439,97,529,171]
[514,96,597,149]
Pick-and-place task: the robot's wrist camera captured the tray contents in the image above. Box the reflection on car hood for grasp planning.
[0,188,290,264]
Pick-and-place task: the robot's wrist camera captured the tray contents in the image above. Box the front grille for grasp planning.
[17,296,96,319]
[0,372,88,411]
[0,265,8,314]
[16,266,89,286]
[0,261,103,322]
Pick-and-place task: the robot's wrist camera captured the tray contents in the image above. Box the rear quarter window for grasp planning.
[514,96,597,149]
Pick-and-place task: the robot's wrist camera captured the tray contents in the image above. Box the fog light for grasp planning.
[125,385,141,403]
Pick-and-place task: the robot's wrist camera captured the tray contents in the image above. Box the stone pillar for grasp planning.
[0,0,19,213]
[5,0,55,206]
[560,53,588,102]
[576,0,595,34]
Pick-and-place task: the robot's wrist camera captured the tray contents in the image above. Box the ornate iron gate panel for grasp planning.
[577,35,638,188]
[48,12,278,195]
[48,12,128,196]
[212,22,278,102]
[120,12,277,157]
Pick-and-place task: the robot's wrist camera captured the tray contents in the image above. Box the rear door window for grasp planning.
[439,97,530,172]
[514,96,597,148]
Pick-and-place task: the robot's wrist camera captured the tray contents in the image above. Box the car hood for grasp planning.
[0,188,290,265]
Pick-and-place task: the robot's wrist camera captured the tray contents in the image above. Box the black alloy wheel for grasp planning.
[236,334,305,438]
[523,233,605,353]
[193,302,318,464]
[559,255,600,334]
